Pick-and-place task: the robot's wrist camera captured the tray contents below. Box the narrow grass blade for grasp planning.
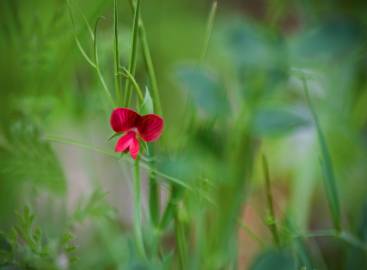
[66,0,96,68]
[238,221,266,247]
[133,157,147,258]
[138,24,162,114]
[200,1,218,62]
[119,68,144,101]
[123,0,141,106]
[113,0,122,105]
[175,207,187,270]
[302,76,341,231]
[262,154,280,246]
[93,16,114,105]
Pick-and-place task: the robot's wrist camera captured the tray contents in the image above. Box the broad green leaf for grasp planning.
[176,65,229,117]
[253,106,310,136]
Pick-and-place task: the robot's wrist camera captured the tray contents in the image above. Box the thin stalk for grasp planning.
[238,221,266,247]
[45,135,191,189]
[200,1,218,62]
[175,207,187,270]
[262,154,280,246]
[148,146,160,226]
[94,16,114,105]
[113,0,122,105]
[119,68,144,101]
[296,229,367,251]
[159,185,180,230]
[128,1,164,258]
[133,157,146,258]
[67,2,113,105]
[138,24,162,114]
[66,0,96,68]
[302,76,341,232]
[123,0,141,106]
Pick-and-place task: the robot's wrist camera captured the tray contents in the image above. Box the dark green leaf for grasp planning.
[176,65,229,117]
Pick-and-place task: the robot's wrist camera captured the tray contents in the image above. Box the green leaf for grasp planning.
[176,65,229,117]
[302,77,341,231]
[250,249,296,270]
[253,106,309,136]
[139,88,154,115]
[2,118,66,194]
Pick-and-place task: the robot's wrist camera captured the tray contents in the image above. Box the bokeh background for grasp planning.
[1,0,367,269]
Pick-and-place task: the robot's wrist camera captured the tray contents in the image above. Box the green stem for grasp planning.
[262,154,280,246]
[113,0,122,105]
[301,76,341,232]
[138,23,162,114]
[133,157,146,258]
[159,185,180,230]
[238,221,266,247]
[123,0,141,106]
[94,16,114,106]
[119,68,144,101]
[296,229,367,251]
[200,1,217,62]
[175,207,187,270]
[148,146,160,226]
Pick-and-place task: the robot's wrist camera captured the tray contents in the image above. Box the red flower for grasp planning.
[110,108,164,159]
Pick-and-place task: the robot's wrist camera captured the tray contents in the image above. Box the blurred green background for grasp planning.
[1,0,367,269]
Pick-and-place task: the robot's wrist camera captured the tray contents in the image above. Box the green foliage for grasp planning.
[250,249,296,270]
[1,117,66,195]
[175,65,229,118]
[1,0,367,269]
[0,206,77,270]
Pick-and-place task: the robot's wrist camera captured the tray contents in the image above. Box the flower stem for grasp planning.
[133,157,146,258]
[262,154,280,247]
[148,146,160,227]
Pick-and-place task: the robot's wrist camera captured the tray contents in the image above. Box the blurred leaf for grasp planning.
[73,189,116,222]
[303,78,341,231]
[1,117,66,195]
[139,88,154,115]
[290,18,366,64]
[175,65,229,117]
[250,249,296,270]
[253,106,310,136]
[345,200,367,269]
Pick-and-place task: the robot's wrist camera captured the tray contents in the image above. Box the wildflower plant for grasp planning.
[1,0,367,269]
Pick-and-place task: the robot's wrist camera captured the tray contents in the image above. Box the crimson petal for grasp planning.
[110,108,140,133]
[137,114,164,142]
[115,131,135,152]
[129,134,140,159]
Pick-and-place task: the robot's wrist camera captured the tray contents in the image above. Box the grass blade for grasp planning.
[302,76,341,231]
[66,0,96,68]
[113,0,122,105]
[138,24,162,114]
[133,157,146,258]
[119,68,144,102]
[200,1,217,62]
[262,154,280,246]
[93,16,114,105]
[123,0,141,106]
